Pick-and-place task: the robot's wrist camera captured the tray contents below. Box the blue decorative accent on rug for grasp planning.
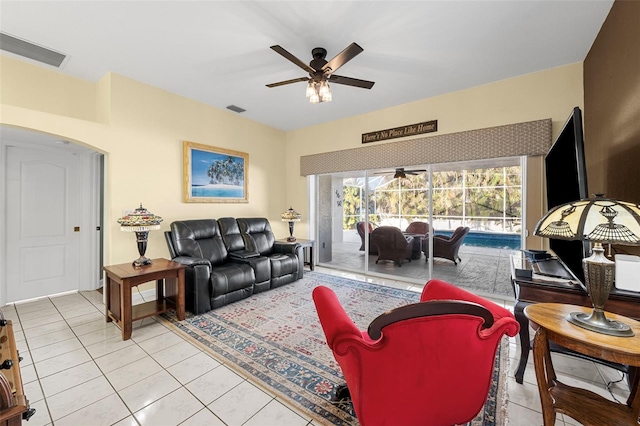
[160,271,505,425]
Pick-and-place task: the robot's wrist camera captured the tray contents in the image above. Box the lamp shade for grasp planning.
[534,195,640,245]
[117,204,163,231]
[281,206,302,222]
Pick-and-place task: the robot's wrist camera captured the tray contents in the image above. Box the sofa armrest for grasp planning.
[273,242,298,255]
[170,256,211,268]
[169,256,212,314]
[273,242,304,279]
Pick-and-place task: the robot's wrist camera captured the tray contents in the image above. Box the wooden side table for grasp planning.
[510,254,640,383]
[103,258,186,340]
[524,303,640,426]
[276,238,315,271]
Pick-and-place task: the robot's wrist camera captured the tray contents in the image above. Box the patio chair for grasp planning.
[356,221,377,255]
[404,221,429,235]
[424,226,470,265]
[312,279,519,426]
[404,221,429,259]
[370,226,414,266]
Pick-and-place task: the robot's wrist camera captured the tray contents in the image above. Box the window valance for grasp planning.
[300,119,551,176]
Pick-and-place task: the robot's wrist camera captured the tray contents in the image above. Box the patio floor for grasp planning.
[318,240,520,301]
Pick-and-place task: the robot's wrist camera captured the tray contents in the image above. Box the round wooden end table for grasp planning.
[524,303,640,426]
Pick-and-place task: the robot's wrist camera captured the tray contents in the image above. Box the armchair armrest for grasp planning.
[312,286,362,349]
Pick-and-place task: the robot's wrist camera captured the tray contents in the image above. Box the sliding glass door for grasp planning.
[314,157,523,297]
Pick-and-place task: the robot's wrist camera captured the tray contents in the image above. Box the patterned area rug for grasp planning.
[160,271,508,425]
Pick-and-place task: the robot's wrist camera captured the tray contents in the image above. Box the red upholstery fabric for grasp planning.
[312,280,519,426]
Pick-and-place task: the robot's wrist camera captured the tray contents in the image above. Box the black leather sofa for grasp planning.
[165,217,303,314]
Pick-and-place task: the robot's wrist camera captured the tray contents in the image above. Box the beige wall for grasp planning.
[1,57,287,266]
[1,56,585,266]
[286,63,585,248]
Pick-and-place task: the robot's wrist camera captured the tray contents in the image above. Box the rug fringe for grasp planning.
[496,337,510,426]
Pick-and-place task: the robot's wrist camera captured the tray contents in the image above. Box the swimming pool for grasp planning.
[434,230,521,250]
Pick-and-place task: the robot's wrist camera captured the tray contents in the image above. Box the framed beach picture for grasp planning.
[183,141,248,203]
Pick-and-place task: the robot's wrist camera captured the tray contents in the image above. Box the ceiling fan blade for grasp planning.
[266,77,310,88]
[329,74,375,89]
[321,42,363,74]
[406,169,427,173]
[270,45,315,74]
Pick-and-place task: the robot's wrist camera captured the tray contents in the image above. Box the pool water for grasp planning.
[434,230,521,250]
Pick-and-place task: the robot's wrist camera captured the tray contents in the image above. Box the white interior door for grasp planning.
[6,146,81,302]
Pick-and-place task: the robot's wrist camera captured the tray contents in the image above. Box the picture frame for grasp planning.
[183,141,248,203]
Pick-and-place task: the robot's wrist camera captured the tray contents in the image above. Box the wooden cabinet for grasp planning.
[0,319,33,425]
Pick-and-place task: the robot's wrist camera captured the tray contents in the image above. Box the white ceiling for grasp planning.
[1,1,613,132]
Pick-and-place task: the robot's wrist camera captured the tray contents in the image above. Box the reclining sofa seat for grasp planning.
[237,218,304,288]
[218,217,271,293]
[167,219,255,314]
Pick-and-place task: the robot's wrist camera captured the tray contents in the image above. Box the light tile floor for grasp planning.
[1,267,632,425]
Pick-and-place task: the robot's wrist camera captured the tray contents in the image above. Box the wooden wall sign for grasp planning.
[362,120,437,144]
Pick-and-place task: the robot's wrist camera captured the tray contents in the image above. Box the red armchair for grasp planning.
[312,279,519,426]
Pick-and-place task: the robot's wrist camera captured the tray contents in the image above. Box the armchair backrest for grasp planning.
[312,280,519,426]
[237,218,275,255]
[169,219,228,266]
[405,221,429,235]
[356,221,376,253]
[370,226,409,249]
[356,221,373,238]
[450,226,470,242]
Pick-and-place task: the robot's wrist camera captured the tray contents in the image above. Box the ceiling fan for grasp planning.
[375,168,427,179]
[266,43,375,103]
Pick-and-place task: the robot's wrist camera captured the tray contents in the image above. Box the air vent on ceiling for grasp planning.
[0,32,67,68]
[226,105,246,113]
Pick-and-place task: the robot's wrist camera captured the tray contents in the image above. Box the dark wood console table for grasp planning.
[510,254,640,384]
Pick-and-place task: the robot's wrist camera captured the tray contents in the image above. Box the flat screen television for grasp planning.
[544,106,589,283]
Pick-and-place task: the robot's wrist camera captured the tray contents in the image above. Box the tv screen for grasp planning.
[544,107,589,282]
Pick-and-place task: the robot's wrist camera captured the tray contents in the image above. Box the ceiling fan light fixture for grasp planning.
[320,83,332,102]
[305,81,315,98]
[309,90,320,103]
[393,170,406,179]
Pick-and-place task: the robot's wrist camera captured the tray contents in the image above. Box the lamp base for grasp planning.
[132,256,153,268]
[567,311,634,337]
[286,236,297,242]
